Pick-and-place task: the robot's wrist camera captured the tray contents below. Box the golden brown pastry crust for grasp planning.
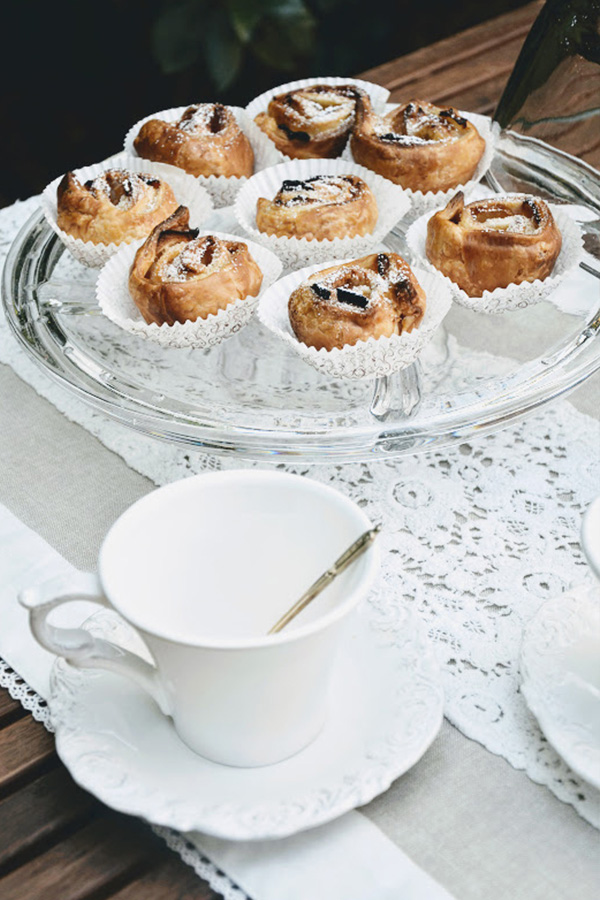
[350,98,485,193]
[56,170,178,244]
[255,85,367,160]
[129,206,263,326]
[425,192,562,296]
[133,104,254,178]
[288,252,426,350]
[255,174,378,240]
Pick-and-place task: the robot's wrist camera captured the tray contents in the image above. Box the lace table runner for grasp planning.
[1,197,599,829]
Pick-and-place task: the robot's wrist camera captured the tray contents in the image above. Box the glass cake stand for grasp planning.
[3,132,600,462]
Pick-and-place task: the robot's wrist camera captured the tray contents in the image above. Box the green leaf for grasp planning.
[310,0,345,11]
[271,3,315,55]
[252,2,316,70]
[201,6,243,91]
[151,1,206,75]
[225,0,281,43]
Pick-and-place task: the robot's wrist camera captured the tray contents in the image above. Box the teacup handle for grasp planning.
[19,571,171,715]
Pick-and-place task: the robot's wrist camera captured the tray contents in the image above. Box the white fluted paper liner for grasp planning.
[96,231,283,350]
[345,111,499,216]
[41,153,214,269]
[406,200,584,314]
[245,76,390,161]
[258,261,452,379]
[233,157,411,269]
[124,106,280,208]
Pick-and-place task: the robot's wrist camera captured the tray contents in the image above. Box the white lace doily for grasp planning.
[1,198,600,839]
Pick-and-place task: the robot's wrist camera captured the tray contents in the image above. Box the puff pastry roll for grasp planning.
[256,174,378,240]
[425,192,562,296]
[255,84,366,159]
[129,206,263,325]
[133,104,254,178]
[351,97,485,193]
[56,169,178,244]
[288,252,426,350]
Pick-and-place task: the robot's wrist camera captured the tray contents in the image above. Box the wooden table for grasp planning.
[0,3,555,898]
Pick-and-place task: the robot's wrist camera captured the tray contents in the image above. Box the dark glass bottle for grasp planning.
[494,0,600,169]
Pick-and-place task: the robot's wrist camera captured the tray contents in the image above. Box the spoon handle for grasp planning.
[268,525,381,635]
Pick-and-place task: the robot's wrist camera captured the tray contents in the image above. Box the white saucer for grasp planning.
[520,584,600,789]
[49,596,443,841]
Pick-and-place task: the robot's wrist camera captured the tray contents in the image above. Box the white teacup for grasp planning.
[20,471,379,767]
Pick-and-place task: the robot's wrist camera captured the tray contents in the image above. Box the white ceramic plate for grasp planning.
[49,596,443,841]
[582,496,600,580]
[520,584,600,789]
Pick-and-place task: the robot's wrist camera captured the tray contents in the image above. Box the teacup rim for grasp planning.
[98,470,379,649]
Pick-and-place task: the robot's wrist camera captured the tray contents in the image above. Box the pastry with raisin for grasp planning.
[129,206,263,325]
[351,97,485,193]
[256,174,378,240]
[56,169,178,244]
[425,192,562,296]
[288,252,426,350]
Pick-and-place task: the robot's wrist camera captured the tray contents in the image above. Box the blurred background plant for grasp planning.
[0,0,531,205]
[151,0,321,92]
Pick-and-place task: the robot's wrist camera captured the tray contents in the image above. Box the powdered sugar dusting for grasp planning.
[285,89,355,124]
[175,104,238,149]
[472,214,538,234]
[158,234,236,282]
[274,175,361,208]
[306,254,417,312]
[374,104,468,147]
[82,170,166,213]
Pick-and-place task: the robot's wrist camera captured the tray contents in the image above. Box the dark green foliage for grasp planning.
[151,0,318,89]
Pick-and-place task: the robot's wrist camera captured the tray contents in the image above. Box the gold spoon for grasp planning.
[267,524,381,635]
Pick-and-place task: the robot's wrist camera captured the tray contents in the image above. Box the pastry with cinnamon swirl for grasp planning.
[133,104,254,178]
[129,206,263,326]
[255,84,366,159]
[351,97,485,193]
[425,192,562,296]
[256,174,378,240]
[56,169,178,244]
[288,252,426,350]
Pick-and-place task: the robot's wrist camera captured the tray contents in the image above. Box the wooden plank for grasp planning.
[0,690,25,728]
[582,142,600,169]
[359,1,543,89]
[0,716,55,796]
[109,854,220,900]
[0,813,159,900]
[0,768,96,875]
[386,33,529,110]
[388,66,514,114]
[394,71,517,117]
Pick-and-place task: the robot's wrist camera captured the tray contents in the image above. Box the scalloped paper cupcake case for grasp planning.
[258,261,453,379]
[344,111,500,216]
[95,231,283,350]
[405,201,584,314]
[41,154,214,269]
[245,76,391,162]
[124,106,281,208]
[233,157,412,270]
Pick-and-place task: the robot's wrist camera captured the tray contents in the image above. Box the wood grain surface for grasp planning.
[0,3,546,897]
